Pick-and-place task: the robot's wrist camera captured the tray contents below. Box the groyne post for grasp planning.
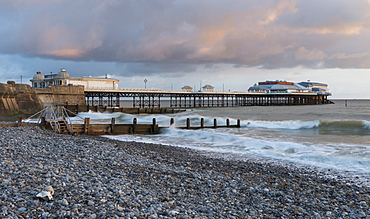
[186,118,191,129]
[152,118,156,133]
[213,119,217,128]
[200,118,204,128]
[237,119,241,127]
[170,118,175,126]
[41,117,46,128]
[111,118,115,134]
[84,118,90,134]
[17,116,22,127]
[226,119,230,127]
[133,118,137,134]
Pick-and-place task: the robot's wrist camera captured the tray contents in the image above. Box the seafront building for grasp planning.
[30,68,119,90]
[248,80,330,95]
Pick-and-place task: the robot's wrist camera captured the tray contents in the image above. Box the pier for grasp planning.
[84,89,332,109]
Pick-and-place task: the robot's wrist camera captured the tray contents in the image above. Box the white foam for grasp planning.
[362,120,370,129]
[245,120,320,130]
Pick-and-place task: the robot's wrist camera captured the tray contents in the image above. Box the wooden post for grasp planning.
[41,117,46,128]
[186,118,191,129]
[132,118,137,134]
[200,118,204,128]
[170,118,175,126]
[17,116,22,127]
[213,119,217,128]
[76,104,79,114]
[84,118,90,135]
[111,118,115,134]
[226,119,230,127]
[237,119,240,127]
[152,118,156,133]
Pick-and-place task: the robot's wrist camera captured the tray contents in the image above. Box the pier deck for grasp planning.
[84,89,332,108]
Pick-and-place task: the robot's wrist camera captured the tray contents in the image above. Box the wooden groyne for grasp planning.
[0,116,241,135]
[74,118,159,135]
[172,118,241,130]
[41,117,241,135]
[0,116,38,128]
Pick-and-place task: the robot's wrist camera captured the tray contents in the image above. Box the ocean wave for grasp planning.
[245,120,320,130]
[244,119,370,132]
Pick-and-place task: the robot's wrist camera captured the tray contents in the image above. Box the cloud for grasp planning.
[0,0,370,75]
[295,47,327,60]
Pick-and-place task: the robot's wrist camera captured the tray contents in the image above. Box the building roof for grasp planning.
[249,80,309,92]
[202,84,214,89]
[55,68,70,79]
[298,81,327,87]
[32,72,44,80]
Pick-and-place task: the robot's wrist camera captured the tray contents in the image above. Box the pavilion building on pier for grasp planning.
[248,80,330,95]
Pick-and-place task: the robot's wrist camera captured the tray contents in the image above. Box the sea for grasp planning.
[72,99,370,178]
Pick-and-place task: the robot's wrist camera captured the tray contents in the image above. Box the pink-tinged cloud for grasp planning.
[0,0,370,73]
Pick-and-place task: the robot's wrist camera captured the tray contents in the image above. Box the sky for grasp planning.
[1,0,370,99]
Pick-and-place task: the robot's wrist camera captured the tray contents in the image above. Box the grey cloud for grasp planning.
[1,0,370,75]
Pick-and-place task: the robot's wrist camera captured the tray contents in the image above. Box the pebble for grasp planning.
[0,126,369,218]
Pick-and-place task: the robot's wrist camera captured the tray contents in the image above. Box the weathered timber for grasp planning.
[0,116,39,128]
[44,117,160,135]
[174,118,241,130]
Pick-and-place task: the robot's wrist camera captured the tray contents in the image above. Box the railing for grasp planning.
[25,106,83,134]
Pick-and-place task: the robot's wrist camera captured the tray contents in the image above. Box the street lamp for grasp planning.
[144,79,147,89]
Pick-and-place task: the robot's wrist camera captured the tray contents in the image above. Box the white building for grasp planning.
[30,68,119,90]
[248,80,331,95]
[248,80,309,93]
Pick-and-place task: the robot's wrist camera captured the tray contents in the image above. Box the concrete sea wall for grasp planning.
[34,85,86,106]
[0,82,86,118]
[0,81,44,117]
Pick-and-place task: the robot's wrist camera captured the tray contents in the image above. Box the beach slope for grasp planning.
[0,127,369,218]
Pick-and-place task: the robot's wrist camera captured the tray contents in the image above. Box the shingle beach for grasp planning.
[0,126,369,218]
